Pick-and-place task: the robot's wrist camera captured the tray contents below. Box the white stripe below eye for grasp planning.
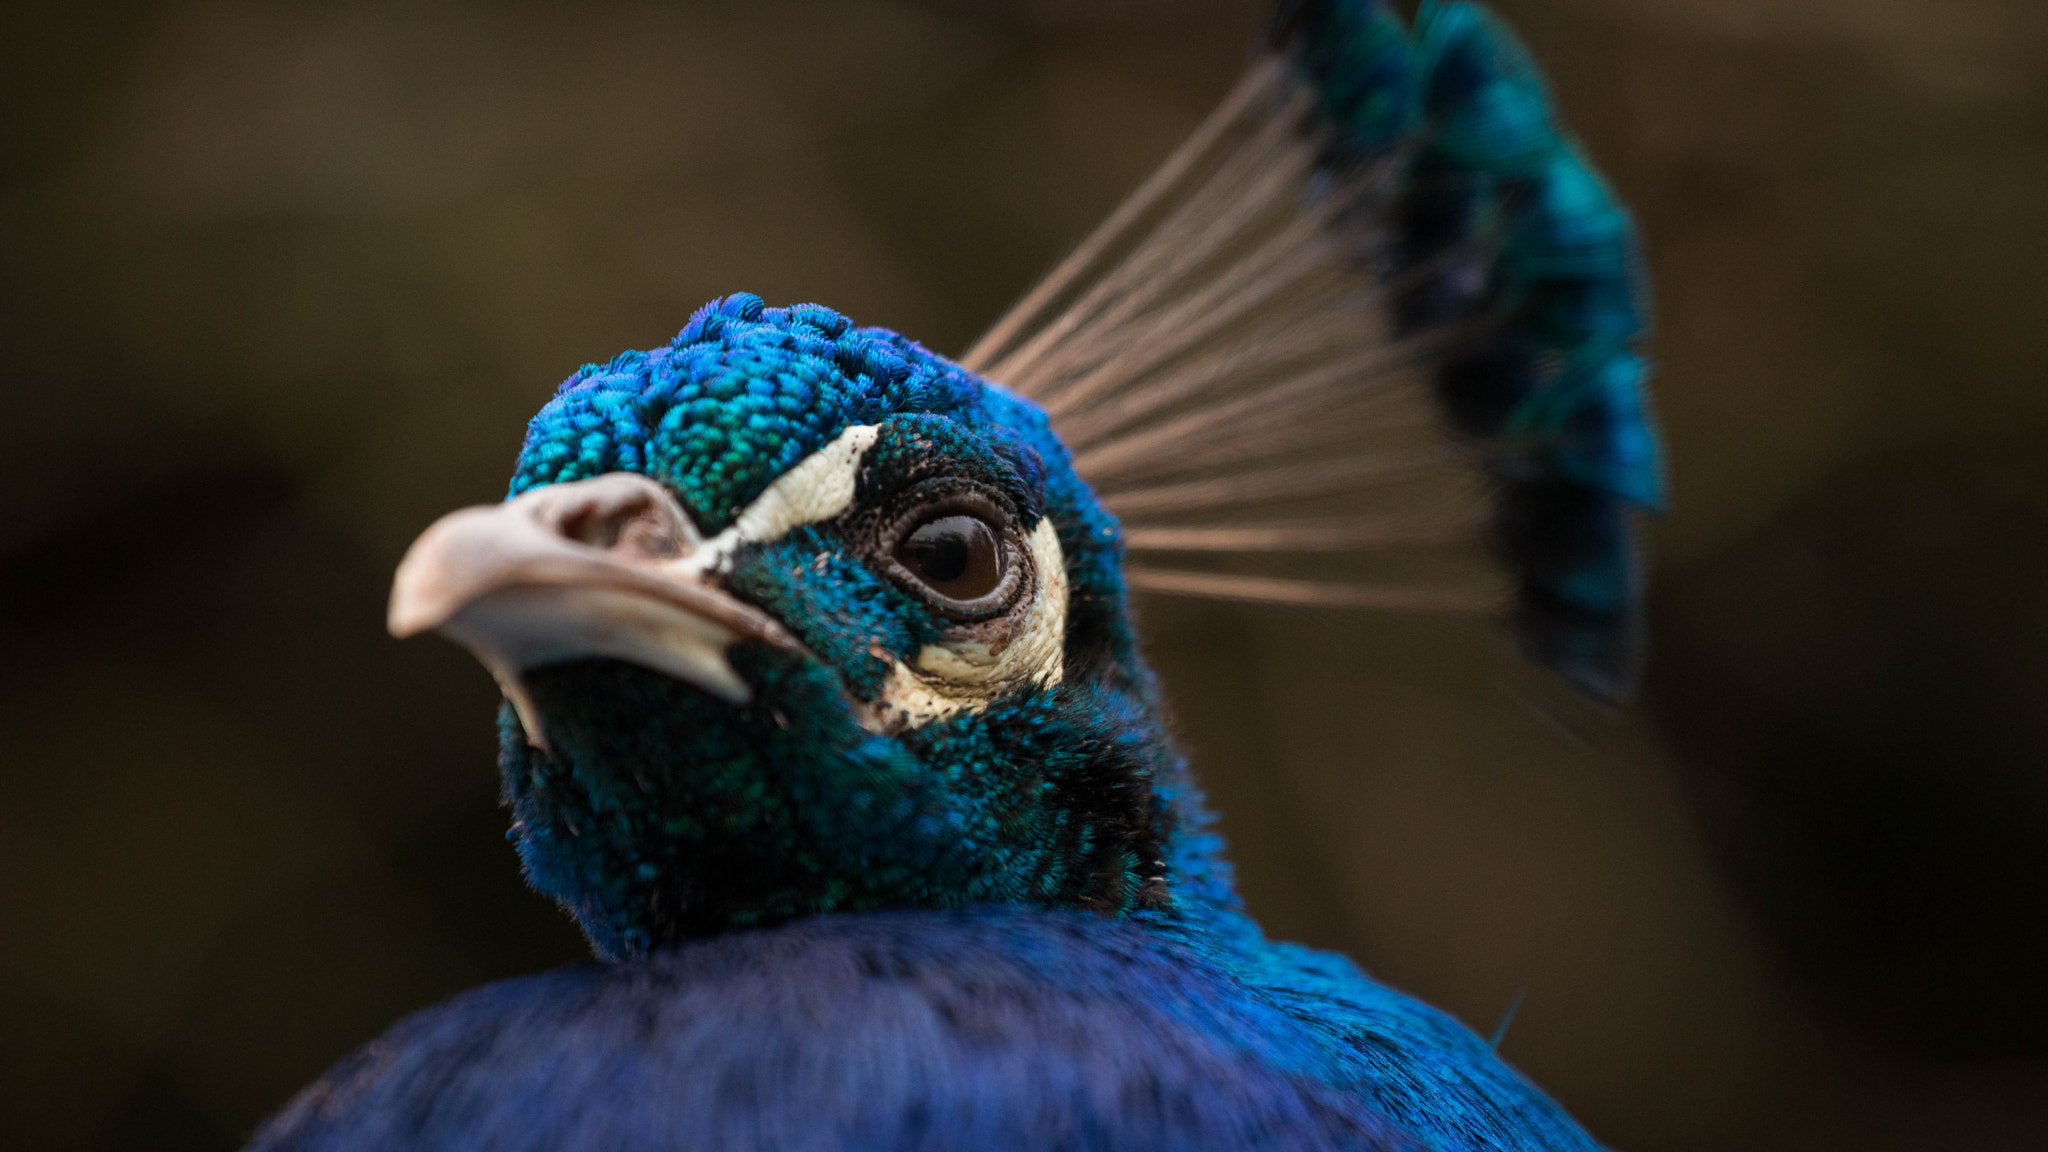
[857,517,1067,734]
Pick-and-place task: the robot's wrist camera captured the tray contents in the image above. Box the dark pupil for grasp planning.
[898,515,1002,600]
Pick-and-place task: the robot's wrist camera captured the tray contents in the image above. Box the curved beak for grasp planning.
[388,473,805,746]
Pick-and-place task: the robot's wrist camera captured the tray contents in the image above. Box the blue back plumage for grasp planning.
[252,910,1601,1152]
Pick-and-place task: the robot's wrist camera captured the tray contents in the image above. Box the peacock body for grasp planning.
[250,2,1661,1149]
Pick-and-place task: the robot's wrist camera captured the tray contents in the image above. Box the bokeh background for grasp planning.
[4,1,2045,1148]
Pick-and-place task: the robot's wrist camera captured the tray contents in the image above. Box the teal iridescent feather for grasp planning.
[1278,0,1418,154]
[1281,0,1662,696]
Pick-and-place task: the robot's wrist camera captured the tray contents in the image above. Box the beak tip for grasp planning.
[386,585,444,640]
[387,479,788,707]
[387,504,493,641]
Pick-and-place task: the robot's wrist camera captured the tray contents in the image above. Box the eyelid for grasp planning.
[880,477,1014,524]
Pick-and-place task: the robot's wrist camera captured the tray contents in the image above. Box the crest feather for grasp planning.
[962,0,1663,701]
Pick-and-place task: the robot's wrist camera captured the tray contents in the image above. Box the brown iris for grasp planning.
[893,514,1004,603]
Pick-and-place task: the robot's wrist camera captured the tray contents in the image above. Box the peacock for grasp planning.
[249,1,1661,1148]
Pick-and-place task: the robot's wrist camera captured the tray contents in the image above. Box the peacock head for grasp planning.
[390,294,1205,960]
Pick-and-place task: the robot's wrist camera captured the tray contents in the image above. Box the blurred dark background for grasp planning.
[3,1,2045,1148]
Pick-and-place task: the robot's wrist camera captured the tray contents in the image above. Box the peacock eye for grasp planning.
[894,514,1004,603]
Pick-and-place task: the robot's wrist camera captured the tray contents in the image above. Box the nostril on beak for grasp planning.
[559,500,663,554]
[527,473,704,562]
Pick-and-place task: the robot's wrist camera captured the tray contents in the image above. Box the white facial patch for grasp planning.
[858,517,1067,734]
[649,421,1067,734]
[671,424,879,580]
